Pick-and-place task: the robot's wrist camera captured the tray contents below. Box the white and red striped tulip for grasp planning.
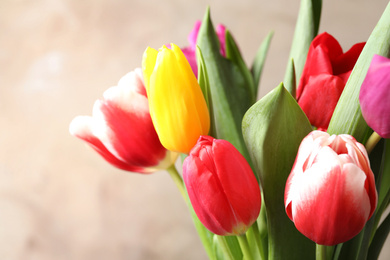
[284,130,377,245]
[69,68,178,173]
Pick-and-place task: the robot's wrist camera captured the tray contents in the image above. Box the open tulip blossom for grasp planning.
[70,2,390,259]
[284,131,377,246]
[296,32,365,130]
[69,69,178,173]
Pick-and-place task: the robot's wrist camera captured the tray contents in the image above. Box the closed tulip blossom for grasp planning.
[181,20,226,77]
[69,69,178,173]
[297,32,365,130]
[284,131,377,245]
[142,43,210,154]
[359,54,390,138]
[183,136,261,236]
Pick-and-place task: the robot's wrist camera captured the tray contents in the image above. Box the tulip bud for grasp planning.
[142,44,210,154]
[69,69,178,173]
[359,54,390,138]
[183,136,261,236]
[284,131,377,245]
[297,32,365,130]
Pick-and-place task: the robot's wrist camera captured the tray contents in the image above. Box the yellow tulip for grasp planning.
[142,43,210,154]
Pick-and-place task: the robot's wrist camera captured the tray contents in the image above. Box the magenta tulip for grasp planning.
[297,32,365,130]
[285,131,377,245]
[69,68,178,173]
[181,20,226,77]
[183,136,261,236]
[359,54,390,138]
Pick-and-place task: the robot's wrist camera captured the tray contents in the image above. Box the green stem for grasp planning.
[238,234,253,260]
[166,164,186,200]
[166,164,216,260]
[333,244,343,260]
[365,132,382,154]
[316,244,328,260]
[251,222,265,260]
[216,236,235,260]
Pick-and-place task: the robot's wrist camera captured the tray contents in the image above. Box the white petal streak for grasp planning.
[90,100,121,161]
[290,147,341,218]
[342,163,371,220]
[69,115,94,138]
[103,84,149,115]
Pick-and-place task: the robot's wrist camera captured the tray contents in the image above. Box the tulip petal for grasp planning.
[298,74,344,129]
[292,162,370,245]
[142,47,158,94]
[332,42,365,77]
[359,54,390,138]
[183,155,236,235]
[212,139,260,228]
[92,95,168,169]
[69,116,147,172]
[117,68,147,97]
[181,47,198,77]
[187,20,202,49]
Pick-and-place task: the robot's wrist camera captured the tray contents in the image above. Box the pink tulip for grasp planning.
[359,54,390,138]
[297,32,365,130]
[183,136,260,236]
[69,68,177,173]
[284,131,377,245]
[181,20,226,77]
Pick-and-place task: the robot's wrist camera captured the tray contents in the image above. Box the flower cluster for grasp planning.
[70,1,390,260]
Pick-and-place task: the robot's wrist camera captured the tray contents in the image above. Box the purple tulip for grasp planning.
[359,54,390,138]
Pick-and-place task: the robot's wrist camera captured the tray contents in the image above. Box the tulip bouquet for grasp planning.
[69,0,390,259]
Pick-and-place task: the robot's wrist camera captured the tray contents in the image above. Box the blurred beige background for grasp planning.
[0,0,389,259]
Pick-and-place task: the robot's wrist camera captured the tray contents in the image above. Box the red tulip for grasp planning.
[181,20,226,77]
[297,32,365,130]
[69,69,178,173]
[183,136,261,236]
[360,54,390,138]
[284,131,377,245]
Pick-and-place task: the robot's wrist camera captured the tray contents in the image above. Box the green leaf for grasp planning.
[367,212,390,260]
[197,7,253,163]
[257,196,269,260]
[371,140,390,240]
[196,46,211,110]
[242,83,315,259]
[374,139,389,210]
[283,0,322,95]
[196,45,216,137]
[225,30,256,103]
[246,226,262,260]
[225,236,243,260]
[251,30,274,97]
[284,59,296,98]
[327,2,390,143]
